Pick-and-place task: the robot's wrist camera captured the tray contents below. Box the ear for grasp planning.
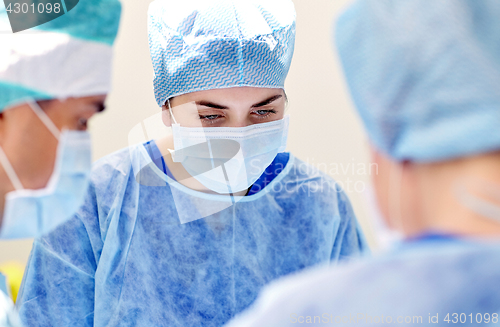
[161,105,172,127]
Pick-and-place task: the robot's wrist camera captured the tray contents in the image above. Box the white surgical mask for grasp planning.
[168,102,289,194]
[0,101,92,239]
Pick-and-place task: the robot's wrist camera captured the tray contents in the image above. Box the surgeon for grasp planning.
[16,0,368,326]
[223,0,500,326]
[0,0,121,326]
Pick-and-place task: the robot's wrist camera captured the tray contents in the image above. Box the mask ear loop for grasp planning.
[0,146,24,191]
[454,178,500,223]
[27,101,61,140]
[166,99,182,162]
[167,99,178,125]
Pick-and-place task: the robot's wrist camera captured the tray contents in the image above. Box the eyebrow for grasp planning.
[252,95,283,108]
[196,94,283,110]
[196,101,228,110]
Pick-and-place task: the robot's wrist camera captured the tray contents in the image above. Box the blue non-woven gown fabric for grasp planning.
[225,236,500,327]
[16,144,368,327]
[335,0,500,163]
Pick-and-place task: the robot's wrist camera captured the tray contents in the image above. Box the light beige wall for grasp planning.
[1,0,377,267]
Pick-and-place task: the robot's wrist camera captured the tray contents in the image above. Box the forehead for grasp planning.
[37,95,106,116]
[74,95,107,104]
[173,87,285,104]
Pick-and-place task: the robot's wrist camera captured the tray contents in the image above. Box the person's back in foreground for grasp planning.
[224,0,500,326]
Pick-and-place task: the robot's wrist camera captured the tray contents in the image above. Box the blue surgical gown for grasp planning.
[225,235,500,327]
[16,143,367,327]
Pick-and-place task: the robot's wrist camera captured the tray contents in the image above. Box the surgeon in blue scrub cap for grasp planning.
[0,0,121,326]
[16,0,368,326]
[224,0,500,326]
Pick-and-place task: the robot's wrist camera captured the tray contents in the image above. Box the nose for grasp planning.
[230,120,250,128]
[229,113,253,127]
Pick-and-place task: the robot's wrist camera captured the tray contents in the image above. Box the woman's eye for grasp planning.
[253,109,277,117]
[199,114,221,121]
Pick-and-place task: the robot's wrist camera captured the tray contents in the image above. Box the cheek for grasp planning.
[17,128,59,189]
[43,109,74,130]
[32,134,58,170]
[50,101,98,131]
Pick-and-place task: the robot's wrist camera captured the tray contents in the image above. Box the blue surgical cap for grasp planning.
[336,0,500,162]
[148,0,296,107]
[0,0,121,112]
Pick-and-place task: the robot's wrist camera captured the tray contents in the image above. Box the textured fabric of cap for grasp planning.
[336,0,500,162]
[148,0,296,107]
[0,0,121,112]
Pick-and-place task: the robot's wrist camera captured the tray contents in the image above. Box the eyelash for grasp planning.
[199,114,224,125]
[252,109,277,119]
[198,109,277,124]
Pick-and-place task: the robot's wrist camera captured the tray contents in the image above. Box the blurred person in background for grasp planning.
[0,0,121,326]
